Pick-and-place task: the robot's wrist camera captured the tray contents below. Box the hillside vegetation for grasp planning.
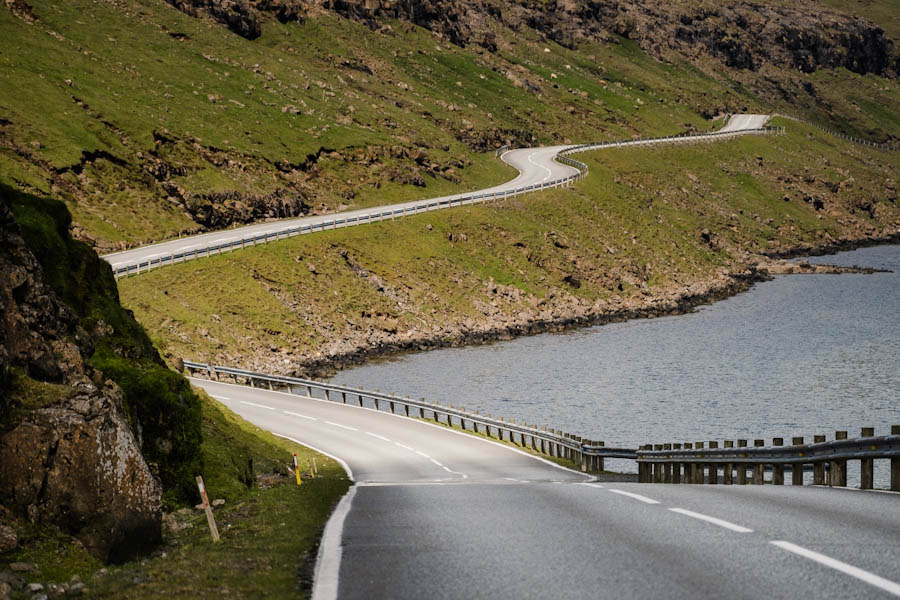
[118,120,900,375]
[2,0,898,252]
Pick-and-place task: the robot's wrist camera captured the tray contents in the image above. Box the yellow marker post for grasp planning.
[293,453,301,486]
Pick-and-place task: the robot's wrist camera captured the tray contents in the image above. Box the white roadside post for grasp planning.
[196,475,220,542]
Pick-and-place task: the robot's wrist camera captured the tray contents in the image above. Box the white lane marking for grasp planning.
[210,394,230,400]
[365,432,391,442]
[577,482,605,489]
[310,484,357,600]
[240,400,275,410]
[770,541,900,597]
[415,450,431,459]
[188,378,591,481]
[668,508,753,533]
[608,489,661,504]
[176,244,199,251]
[325,421,357,431]
[284,410,316,421]
[273,433,354,482]
[429,458,445,468]
[395,443,415,452]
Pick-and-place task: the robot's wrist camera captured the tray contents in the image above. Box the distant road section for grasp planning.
[101,117,770,276]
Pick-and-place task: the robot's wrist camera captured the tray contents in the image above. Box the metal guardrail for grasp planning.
[109,126,780,279]
[637,429,900,490]
[183,361,635,472]
[184,362,898,490]
[774,113,898,151]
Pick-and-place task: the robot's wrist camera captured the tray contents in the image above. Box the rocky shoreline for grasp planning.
[269,235,899,380]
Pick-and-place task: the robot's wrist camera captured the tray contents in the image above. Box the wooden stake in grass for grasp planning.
[293,453,302,486]
[312,457,318,477]
[307,457,315,479]
[196,475,220,543]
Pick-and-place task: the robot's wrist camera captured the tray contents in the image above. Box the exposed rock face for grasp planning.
[0,196,162,562]
[170,0,896,77]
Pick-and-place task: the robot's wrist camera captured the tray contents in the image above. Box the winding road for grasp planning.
[193,378,900,600]
[100,115,770,275]
[112,113,900,598]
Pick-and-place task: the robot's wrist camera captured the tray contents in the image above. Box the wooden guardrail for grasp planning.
[637,429,900,491]
[183,361,635,473]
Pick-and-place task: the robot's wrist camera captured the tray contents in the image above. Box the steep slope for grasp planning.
[2,0,897,252]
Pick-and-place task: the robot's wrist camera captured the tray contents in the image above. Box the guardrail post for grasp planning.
[306,385,312,397]
[723,441,734,484]
[374,397,380,411]
[341,392,346,404]
[653,444,664,482]
[831,431,848,487]
[813,434,826,485]
[683,443,694,483]
[859,427,874,490]
[358,394,364,408]
[737,440,749,484]
[772,438,784,485]
[708,441,718,484]
[791,437,804,485]
[662,444,672,483]
[892,425,900,492]
[753,440,765,484]
[694,442,705,484]
[597,441,605,472]
[672,443,682,483]
[638,445,650,483]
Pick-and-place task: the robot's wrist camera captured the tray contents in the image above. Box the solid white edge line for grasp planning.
[607,489,660,504]
[273,433,354,482]
[668,508,753,533]
[239,400,275,410]
[310,484,357,600]
[190,378,593,481]
[210,394,230,400]
[770,541,900,597]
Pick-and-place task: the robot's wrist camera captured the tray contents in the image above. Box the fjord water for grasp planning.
[330,245,900,484]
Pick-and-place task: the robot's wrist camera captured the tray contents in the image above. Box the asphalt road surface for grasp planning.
[192,378,900,600]
[101,116,770,274]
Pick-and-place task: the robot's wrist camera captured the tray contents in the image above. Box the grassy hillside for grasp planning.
[4,391,350,597]
[116,121,900,374]
[2,0,897,252]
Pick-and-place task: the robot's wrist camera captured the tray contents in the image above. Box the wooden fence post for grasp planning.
[791,437,804,486]
[772,438,784,485]
[737,440,748,484]
[831,431,848,487]
[723,441,733,485]
[753,440,765,484]
[813,434,826,485]
[196,475,220,543]
[860,427,874,490]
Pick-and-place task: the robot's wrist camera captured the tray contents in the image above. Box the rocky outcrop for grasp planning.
[170,0,896,77]
[0,194,162,562]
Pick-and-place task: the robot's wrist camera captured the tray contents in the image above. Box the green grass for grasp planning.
[2,391,351,598]
[4,0,895,249]
[117,122,900,372]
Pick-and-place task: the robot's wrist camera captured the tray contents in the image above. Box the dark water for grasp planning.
[330,245,900,485]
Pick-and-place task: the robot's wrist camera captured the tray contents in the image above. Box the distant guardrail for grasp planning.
[109,126,781,279]
[183,361,635,472]
[185,361,898,490]
[637,429,900,490]
[774,114,898,151]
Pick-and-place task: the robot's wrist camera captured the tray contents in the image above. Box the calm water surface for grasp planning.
[330,245,900,482]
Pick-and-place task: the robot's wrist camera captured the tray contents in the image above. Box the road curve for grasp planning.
[192,378,900,600]
[101,117,770,275]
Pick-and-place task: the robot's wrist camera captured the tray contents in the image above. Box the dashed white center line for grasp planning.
[669,508,753,533]
[325,421,357,431]
[284,410,316,421]
[395,443,415,452]
[608,489,661,505]
[365,432,391,442]
[415,450,431,459]
[239,400,274,410]
[210,395,230,400]
[771,541,900,596]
